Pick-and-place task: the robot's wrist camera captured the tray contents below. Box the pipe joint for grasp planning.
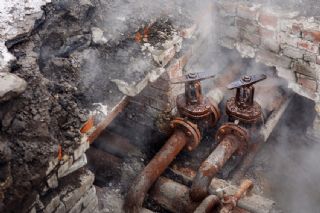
[170,117,201,151]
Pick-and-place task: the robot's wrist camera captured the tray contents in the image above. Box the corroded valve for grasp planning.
[226,74,267,125]
[171,71,220,128]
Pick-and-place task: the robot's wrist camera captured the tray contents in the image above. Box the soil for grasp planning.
[0,0,195,211]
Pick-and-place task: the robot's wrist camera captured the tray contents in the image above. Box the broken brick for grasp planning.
[302,29,320,42]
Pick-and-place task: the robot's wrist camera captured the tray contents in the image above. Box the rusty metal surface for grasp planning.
[232,95,293,183]
[226,75,266,125]
[173,72,220,129]
[190,135,241,202]
[216,123,249,156]
[149,177,199,213]
[124,129,188,213]
[170,118,201,151]
[220,180,254,213]
[167,167,276,213]
[88,97,129,144]
[193,195,220,213]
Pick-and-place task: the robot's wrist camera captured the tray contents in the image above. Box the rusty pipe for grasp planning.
[193,195,220,213]
[190,135,241,201]
[124,129,188,213]
[220,180,253,213]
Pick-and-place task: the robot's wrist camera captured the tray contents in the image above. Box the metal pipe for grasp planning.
[193,195,220,213]
[190,135,241,201]
[163,167,277,213]
[124,129,188,213]
[149,177,199,213]
[231,95,292,183]
[220,180,253,213]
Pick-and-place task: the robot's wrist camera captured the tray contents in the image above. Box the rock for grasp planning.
[0,136,11,162]
[0,72,27,102]
[91,27,108,45]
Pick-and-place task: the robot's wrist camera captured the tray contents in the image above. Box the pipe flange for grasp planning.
[210,104,221,126]
[216,123,249,155]
[170,118,201,151]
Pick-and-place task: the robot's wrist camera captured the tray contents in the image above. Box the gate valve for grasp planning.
[226,74,267,125]
[171,71,220,128]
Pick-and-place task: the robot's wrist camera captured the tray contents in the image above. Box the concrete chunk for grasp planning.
[0,72,27,102]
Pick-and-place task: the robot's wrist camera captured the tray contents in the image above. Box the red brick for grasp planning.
[297,40,319,54]
[297,75,317,93]
[259,10,278,29]
[302,29,320,42]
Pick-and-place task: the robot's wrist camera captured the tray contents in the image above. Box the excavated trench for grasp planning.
[1,0,320,213]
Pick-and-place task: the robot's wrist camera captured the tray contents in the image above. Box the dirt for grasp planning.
[0,0,196,211]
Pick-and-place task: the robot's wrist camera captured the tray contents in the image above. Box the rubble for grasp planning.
[0,72,27,102]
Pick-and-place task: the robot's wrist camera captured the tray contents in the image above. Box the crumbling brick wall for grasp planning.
[215,0,320,100]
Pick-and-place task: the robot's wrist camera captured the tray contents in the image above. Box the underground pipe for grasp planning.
[220,179,253,213]
[124,71,220,212]
[190,124,249,201]
[166,167,277,213]
[149,176,199,213]
[191,74,267,201]
[231,95,293,183]
[193,194,220,213]
[124,129,189,213]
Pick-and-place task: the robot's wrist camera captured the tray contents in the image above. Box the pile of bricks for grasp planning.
[215,0,320,99]
[27,137,99,213]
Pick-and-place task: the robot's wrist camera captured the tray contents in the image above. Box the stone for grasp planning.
[282,45,304,59]
[47,174,58,189]
[261,39,280,53]
[237,3,260,20]
[302,28,320,42]
[218,37,236,49]
[62,154,87,177]
[258,9,279,30]
[68,198,82,213]
[46,158,59,175]
[0,72,27,102]
[44,195,60,213]
[292,60,318,79]
[297,74,317,93]
[73,140,90,161]
[256,49,292,69]
[236,42,256,58]
[61,170,94,211]
[91,27,108,45]
[297,39,319,54]
[54,203,66,213]
[216,0,238,17]
[304,52,317,63]
[276,67,296,82]
[57,155,73,178]
[82,187,96,208]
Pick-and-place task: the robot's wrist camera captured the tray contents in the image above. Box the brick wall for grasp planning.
[215,0,320,100]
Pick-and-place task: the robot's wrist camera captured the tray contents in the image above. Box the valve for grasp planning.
[226,74,267,125]
[171,71,220,129]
